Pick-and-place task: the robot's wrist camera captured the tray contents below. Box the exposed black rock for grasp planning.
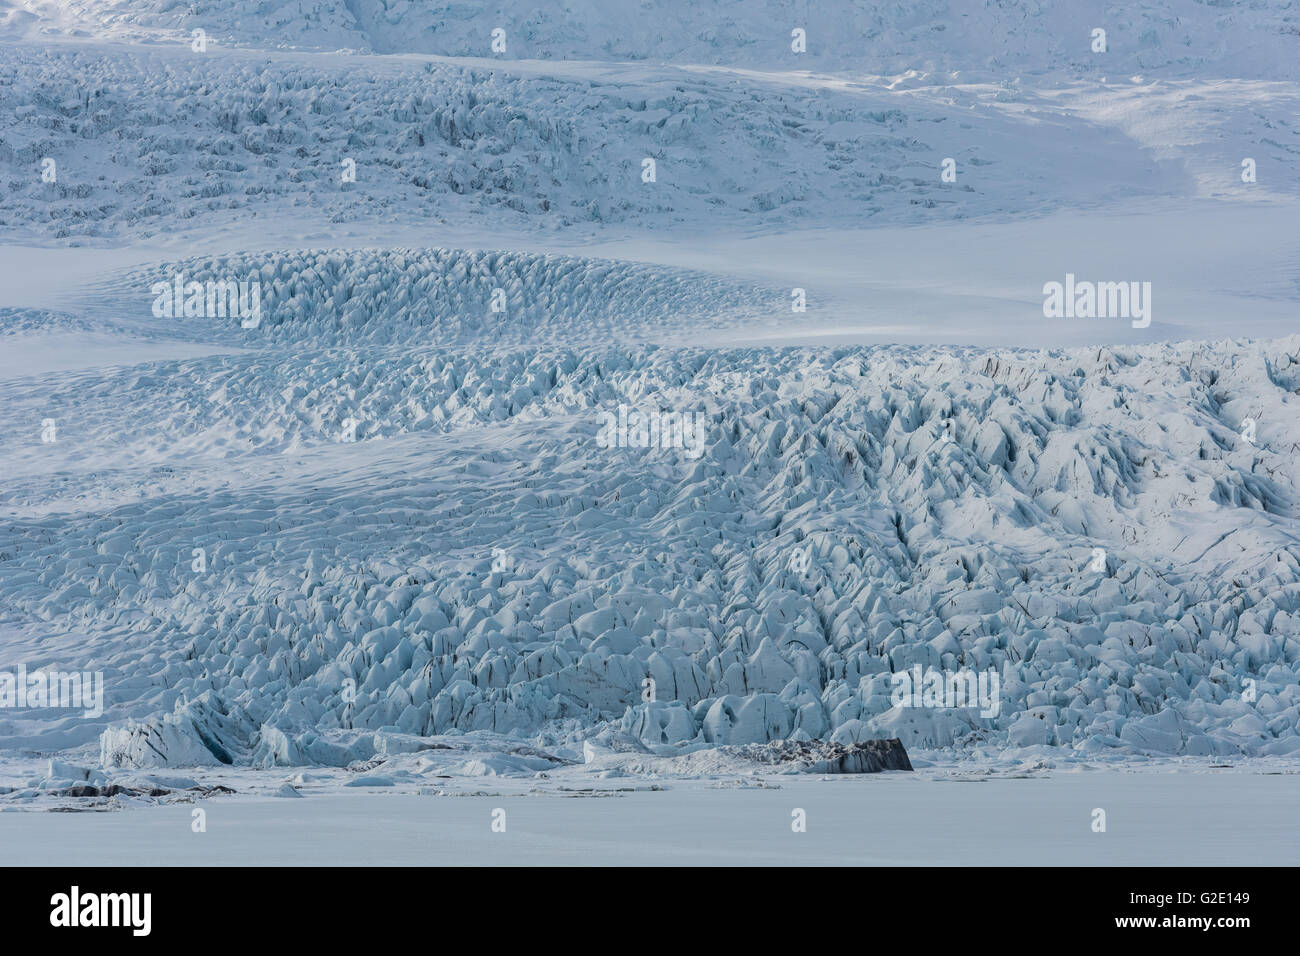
[723,738,913,773]
[51,784,236,798]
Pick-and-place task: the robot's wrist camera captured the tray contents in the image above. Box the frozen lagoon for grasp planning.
[2,761,1296,866]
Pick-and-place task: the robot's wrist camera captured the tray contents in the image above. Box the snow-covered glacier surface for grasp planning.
[4,328,1298,797]
[1,0,1298,862]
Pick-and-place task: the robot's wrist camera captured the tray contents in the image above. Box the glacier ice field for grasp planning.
[0,1,1298,860]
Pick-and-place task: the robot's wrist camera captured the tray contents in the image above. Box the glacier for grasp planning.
[0,0,1297,864]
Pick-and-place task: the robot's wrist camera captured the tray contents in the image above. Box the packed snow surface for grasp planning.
[3,757,1298,865]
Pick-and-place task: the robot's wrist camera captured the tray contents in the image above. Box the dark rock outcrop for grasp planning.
[723,738,913,773]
